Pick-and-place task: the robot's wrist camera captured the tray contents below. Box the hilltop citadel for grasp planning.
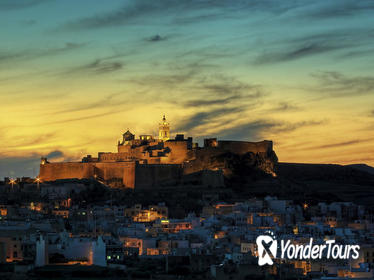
[39,115,276,190]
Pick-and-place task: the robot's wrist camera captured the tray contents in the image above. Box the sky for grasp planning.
[1,0,374,178]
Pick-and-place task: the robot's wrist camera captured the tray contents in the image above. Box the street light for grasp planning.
[9,178,16,189]
[35,177,41,190]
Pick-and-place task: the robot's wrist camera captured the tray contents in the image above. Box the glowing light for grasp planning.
[9,179,16,188]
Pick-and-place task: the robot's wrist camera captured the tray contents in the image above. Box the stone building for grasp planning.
[159,114,170,142]
[39,115,276,190]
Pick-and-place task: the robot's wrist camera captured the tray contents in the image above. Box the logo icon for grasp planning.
[256,233,277,266]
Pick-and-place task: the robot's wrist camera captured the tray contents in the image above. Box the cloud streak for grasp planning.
[0,43,86,65]
[216,119,325,141]
[311,71,374,97]
[0,0,47,11]
[306,1,374,19]
[5,133,57,149]
[146,35,167,42]
[254,42,350,65]
[307,139,374,150]
[42,110,124,126]
[67,58,123,75]
[175,107,244,132]
[57,0,301,31]
[50,92,129,115]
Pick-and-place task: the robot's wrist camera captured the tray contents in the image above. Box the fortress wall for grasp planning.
[40,161,136,188]
[99,151,139,162]
[117,145,131,153]
[148,158,162,164]
[183,148,225,175]
[93,162,135,189]
[39,162,94,181]
[116,145,145,159]
[164,141,189,164]
[123,164,135,188]
[94,162,134,180]
[134,164,182,190]
[217,140,273,155]
[98,153,118,162]
[183,141,274,175]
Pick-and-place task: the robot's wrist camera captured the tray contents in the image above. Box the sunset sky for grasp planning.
[1,0,374,177]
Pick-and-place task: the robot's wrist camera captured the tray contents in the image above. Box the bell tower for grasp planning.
[159,114,170,141]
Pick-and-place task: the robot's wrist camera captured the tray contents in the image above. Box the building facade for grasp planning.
[39,115,275,189]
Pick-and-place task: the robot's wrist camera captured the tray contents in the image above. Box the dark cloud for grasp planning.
[217,119,325,141]
[275,120,326,133]
[311,71,374,97]
[42,110,125,126]
[203,82,262,96]
[272,102,300,112]
[58,51,129,77]
[46,150,64,159]
[339,48,374,60]
[253,26,374,65]
[183,95,241,107]
[254,42,349,65]
[80,59,123,74]
[173,12,228,25]
[147,35,167,42]
[290,28,374,49]
[126,68,200,90]
[175,107,244,132]
[60,2,169,30]
[183,86,263,108]
[218,120,278,140]
[50,92,128,115]
[0,0,47,10]
[58,0,300,31]
[308,139,373,150]
[169,74,267,132]
[122,58,222,93]
[6,133,56,149]
[0,42,86,65]
[306,1,374,19]
[177,46,245,61]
